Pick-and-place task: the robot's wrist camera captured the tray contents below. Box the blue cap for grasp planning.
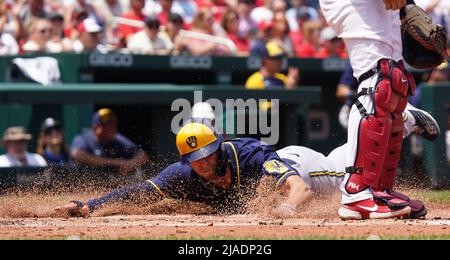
[92,108,117,125]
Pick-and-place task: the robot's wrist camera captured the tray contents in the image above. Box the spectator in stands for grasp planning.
[127,16,173,54]
[221,9,249,55]
[290,6,310,55]
[36,118,69,166]
[271,11,294,57]
[426,61,450,85]
[235,0,257,41]
[416,0,446,27]
[196,0,228,23]
[315,27,347,59]
[22,18,53,53]
[172,0,199,25]
[155,0,173,26]
[47,12,71,53]
[0,126,47,167]
[118,0,147,45]
[246,40,299,90]
[250,18,272,56]
[0,0,24,39]
[285,0,318,31]
[0,1,19,56]
[70,108,149,175]
[295,20,320,57]
[251,0,273,24]
[161,13,184,43]
[92,0,130,46]
[18,0,49,29]
[409,61,450,110]
[174,8,231,55]
[64,0,100,34]
[71,18,103,53]
[64,6,89,42]
[271,0,288,13]
[408,61,449,158]
[147,0,198,25]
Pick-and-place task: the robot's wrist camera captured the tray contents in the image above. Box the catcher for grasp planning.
[319,0,447,220]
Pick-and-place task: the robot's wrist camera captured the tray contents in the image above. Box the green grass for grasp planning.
[417,190,450,204]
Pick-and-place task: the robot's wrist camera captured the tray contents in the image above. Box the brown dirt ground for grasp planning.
[1,192,450,239]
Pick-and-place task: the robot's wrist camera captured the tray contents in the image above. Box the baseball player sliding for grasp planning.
[54,102,439,218]
[55,119,313,218]
[319,0,447,219]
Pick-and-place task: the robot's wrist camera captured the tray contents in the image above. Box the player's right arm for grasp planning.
[54,163,191,217]
[273,174,313,218]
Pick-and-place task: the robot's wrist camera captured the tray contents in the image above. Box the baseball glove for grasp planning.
[401,4,448,69]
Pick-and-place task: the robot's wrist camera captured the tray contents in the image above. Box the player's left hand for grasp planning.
[383,0,407,10]
[272,203,298,218]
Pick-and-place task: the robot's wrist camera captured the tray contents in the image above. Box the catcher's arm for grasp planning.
[383,0,407,10]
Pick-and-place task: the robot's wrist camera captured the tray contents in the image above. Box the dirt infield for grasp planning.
[1,213,450,239]
[1,191,450,239]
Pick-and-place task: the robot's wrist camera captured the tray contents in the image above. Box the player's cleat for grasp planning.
[338,198,411,220]
[405,104,440,141]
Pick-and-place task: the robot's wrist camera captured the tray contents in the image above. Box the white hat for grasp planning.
[2,127,32,143]
[192,102,215,121]
[78,18,102,33]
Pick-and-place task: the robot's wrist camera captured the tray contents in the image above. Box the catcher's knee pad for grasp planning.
[345,114,393,194]
[379,113,405,190]
[375,60,410,115]
[398,60,417,96]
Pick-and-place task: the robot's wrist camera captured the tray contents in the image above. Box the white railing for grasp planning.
[112,16,237,55]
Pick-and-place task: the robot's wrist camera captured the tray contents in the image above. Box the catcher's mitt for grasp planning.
[401,4,448,69]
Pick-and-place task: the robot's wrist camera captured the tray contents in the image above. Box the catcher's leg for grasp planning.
[374,62,428,219]
[339,59,412,220]
[378,113,404,190]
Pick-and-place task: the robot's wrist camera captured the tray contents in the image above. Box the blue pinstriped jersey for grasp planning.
[87,138,299,213]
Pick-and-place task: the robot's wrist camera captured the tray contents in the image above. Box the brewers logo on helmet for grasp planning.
[176,120,223,164]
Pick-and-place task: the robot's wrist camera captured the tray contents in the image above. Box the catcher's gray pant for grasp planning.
[277,145,348,196]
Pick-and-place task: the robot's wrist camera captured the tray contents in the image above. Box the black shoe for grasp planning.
[406,106,441,141]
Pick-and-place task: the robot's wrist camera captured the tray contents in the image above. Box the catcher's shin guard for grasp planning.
[378,61,417,190]
[345,114,392,193]
[345,59,411,194]
[379,113,404,190]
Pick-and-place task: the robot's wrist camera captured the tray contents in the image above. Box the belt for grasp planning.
[358,68,378,84]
